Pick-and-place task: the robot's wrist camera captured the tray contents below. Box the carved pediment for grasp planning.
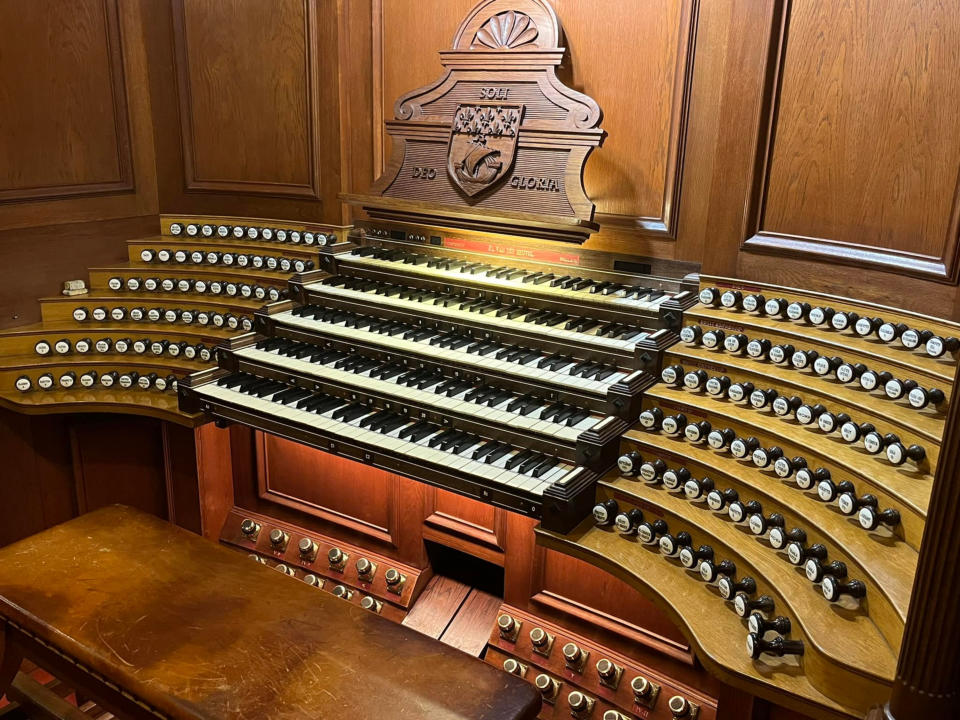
[342,0,606,243]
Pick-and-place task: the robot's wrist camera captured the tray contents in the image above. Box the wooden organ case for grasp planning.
[0,1,958,720]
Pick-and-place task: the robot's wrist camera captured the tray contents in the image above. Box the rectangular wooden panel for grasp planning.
[0,0,133,202]
[256,433,403,549]
[70,416,168,520]
[172,0,321,198]
[746,0,960,280]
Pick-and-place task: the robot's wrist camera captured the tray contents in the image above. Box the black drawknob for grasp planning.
[683,476,714,500]
[812,355,843,377]
[899,328,933,350]
[684,420,712,442]
[639,407,664,429]
[805,559,847,583]
[680,325,703,345]
[926,335,960,358]
[661,365,684,386]
[742,294,765,313]
[747,633,804,659]
[727,381,755,402]
[661,466,692,490]
[614,508,644,534]
[773,455,807,479]
[706,374,733,395]
[699,558,736,583]
[592,499,619,526]
[772,395,803,417]
[907,387,946,410]
[699,287,721,306]
[617,450,643,476]
[720,289,743,308]
[659,531,692,557]
[748,387,778,408]
[707,427,737,450]
[769,526,806,551]
[768,343,796,365]
[884,378,918,400]
[836,362,867,384]
[853,316,883,337]
[748,512,785,536]
[790,349,819,370]
[797,404,828,427]
[749,612,791,636]
[786,541,828,566]
[840,422,874,443]
[718,575,756,600]
[830,310,859,331]
[730,436,760,459]
[763,297,790,317]
[838,492,878,517]
[822,578,867,602]
[794,468,830,490]
[723,334,749,353]
[807,306,835,326]
[638,519,669,545]
[817,411,851,433]
[706,488,738,512]
[864,431,899,455]
[662,413,688,436]
[735,593,774,618]
[858,507,901,531]
[817,478,856,503]
[679,544,714,569]
[701,329,726,349]
[728,500,762,524]
[639,458,668,483]
[859,369,893,392]
[751,446,783,468]
[746,338,772,359]
[786,301,811,321]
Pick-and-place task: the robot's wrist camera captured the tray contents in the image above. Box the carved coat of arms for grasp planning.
[447,103,524,196]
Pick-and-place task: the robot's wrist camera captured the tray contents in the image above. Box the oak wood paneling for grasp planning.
[0,0,157,231]
[249,433,428,565]
[0,0,132,202]
[70,416,168,520]
[744,0,960,281]
[172,0,321,199]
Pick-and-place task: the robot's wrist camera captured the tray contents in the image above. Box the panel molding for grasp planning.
[171,0,322,200]
[741,0,960,284]
[422,487,507,565]
[0,0,134,204]
[593,0,699,239]
[254,432,401,549]
[529,544,694,665]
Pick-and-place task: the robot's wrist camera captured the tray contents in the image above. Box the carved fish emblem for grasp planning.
[447,103,524,197]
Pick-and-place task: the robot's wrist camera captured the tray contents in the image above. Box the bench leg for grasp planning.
[0,621,24,698]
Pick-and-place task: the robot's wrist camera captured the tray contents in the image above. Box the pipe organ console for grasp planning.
[2,1,959,719]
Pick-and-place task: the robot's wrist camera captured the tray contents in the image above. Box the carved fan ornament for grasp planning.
[472,11,539,49]
[343,0,605,243]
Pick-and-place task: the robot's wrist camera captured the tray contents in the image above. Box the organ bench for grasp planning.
[0,506,540,720]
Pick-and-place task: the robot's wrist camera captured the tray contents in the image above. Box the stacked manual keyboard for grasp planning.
[181,225,699,531]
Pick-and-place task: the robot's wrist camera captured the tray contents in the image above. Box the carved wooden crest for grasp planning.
[342,0,606,243]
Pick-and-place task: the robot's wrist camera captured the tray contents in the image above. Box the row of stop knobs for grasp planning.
[240,519,406,590]
[497,614,697,718]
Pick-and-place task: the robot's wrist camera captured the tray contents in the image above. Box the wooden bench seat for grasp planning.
[0,506,540,720]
